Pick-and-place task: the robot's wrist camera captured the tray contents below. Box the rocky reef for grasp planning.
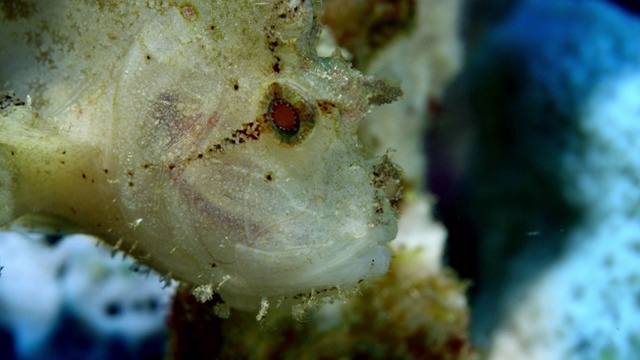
[454,0,640,358]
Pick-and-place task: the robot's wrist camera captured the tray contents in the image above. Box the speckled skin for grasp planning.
[0,0,401,312]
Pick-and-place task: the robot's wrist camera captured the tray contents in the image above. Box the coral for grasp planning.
[0,231,172,359]
[458,0,640,357]
[489,68,640,360]
[0,231,63,358]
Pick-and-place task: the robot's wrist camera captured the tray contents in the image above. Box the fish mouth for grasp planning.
[211,154,401,310]
[214,219,396,311]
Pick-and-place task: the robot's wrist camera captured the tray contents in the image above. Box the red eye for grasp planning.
[262,82,315,145]
[268,99,300,134]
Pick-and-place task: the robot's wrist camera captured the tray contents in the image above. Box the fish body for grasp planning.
[0,0,400,311]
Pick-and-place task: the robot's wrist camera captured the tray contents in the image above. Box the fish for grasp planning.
[0,0,401,312]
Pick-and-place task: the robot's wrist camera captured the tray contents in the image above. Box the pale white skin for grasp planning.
[0,1,400,311]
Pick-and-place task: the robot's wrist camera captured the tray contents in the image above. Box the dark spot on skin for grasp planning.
[187,122,260,162]
[10,151,15,156]
[82,173,86,179]
[210,24,216,30]
[127,170,134,177]
[103,169,109,174]
[316,100,336,115]
[279,13,286,18]
[264,172,273,182]
[168,164,176,170]
[292,287,337,300]
[62,151,66,155]
[265,25,279,52]
[211,263,216,268]
[128,182,134,187]
[60,161,65,165]
[272,62,281,73]
[143,164,149,169]
[231,121,261,142]
[233,83,239,91]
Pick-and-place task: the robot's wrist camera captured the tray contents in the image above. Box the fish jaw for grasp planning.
[155,100,401,311]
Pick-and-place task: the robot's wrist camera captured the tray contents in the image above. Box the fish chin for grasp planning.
[181,147,399,311]
[217,175,398,311]
[219,225,394,311]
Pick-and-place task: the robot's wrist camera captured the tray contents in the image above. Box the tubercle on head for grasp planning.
[301,52,403,125]
[362,77,403,106]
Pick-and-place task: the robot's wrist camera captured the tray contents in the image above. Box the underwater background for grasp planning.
[2,0,640,359]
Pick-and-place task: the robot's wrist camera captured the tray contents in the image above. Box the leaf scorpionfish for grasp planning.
[0,0,401,313]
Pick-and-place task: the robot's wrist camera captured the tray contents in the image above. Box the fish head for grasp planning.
[112,0,401,311]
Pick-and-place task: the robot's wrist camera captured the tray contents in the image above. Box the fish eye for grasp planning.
[262,82,315,144]
[268,98,300,134]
